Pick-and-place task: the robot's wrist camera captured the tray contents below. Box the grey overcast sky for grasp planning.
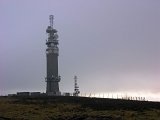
[0,0,160,100]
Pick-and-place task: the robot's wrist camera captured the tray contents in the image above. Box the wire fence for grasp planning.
[61,92,146,101]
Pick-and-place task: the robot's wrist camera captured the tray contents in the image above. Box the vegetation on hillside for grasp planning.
[0,96,160,120]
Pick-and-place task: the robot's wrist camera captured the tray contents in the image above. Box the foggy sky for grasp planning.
[0,0,160,100]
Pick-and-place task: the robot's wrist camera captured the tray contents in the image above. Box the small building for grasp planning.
[30,92,41,96]
[63,92,71,96]
[17,92,30,96]
[8,94,16,97]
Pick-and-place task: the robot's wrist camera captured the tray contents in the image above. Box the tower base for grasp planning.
[47,91,61,96]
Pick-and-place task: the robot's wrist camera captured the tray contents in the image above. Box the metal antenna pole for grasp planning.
[49,15,54,28]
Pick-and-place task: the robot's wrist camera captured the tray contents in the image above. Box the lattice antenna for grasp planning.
[49,15,54,28]
[73,76,80,96]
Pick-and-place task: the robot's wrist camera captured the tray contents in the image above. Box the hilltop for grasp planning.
[0,96,160,120]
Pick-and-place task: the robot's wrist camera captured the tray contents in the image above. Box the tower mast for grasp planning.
[73,76,80,96]
[49,15,54,28]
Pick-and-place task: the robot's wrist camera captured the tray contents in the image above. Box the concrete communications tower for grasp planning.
[45,15,61,95]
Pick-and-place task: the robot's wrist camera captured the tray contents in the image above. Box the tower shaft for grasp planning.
[45,15,60,95]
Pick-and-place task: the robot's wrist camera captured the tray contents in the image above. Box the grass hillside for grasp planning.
[0,96,160,120]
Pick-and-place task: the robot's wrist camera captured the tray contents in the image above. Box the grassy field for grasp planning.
[0,96,160,120]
